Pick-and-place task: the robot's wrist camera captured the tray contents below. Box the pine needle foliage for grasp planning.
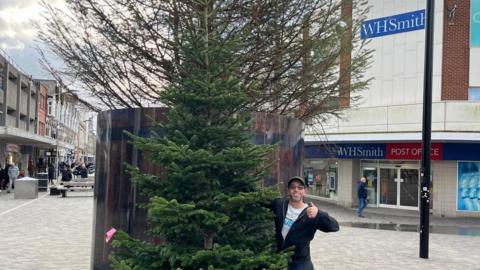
[110,1,290,269]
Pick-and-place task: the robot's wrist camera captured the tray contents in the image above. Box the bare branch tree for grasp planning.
[37,0,372,121]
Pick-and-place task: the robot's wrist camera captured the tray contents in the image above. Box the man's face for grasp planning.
[288,180,306,202]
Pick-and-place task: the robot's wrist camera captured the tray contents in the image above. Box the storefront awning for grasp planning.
[0,127,56,149]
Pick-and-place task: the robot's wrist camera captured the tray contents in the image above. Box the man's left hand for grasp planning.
[307,202,318,219]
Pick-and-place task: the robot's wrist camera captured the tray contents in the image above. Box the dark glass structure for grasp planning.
[91,108,303,270]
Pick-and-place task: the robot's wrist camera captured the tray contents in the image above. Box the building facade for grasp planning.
[0,51,55,175]
[305,0,480,218]
[37,82,48,136]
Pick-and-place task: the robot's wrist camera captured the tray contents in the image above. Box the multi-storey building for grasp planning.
[0,51,55,175]
[305,1,480,218]
[37,79,90,165]
[36,82,48,136]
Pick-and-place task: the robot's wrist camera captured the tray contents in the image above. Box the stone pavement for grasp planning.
[311,226,480,270]
[0,189,93,270]
[307,197,480,229]
[0,189,479,270]
[310,199,480,270]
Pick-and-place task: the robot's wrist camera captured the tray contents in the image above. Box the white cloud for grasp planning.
[0,40,26,50]
[0,0,65,77]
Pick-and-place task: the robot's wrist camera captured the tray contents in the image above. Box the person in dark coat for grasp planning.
[357,177,368,218]
[4,164,10,191]
[47,163,55,185]
[78,163,88,178]
[266,176,339,270]
[61,166,73,182]
[0,165,5,190]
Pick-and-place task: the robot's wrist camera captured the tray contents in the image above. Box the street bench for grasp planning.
[50,181,95,197]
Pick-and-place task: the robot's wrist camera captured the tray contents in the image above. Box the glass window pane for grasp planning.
[380,168,398,206]
[468,87,480,101]
[304,159,338,198]
[362,167,378,205]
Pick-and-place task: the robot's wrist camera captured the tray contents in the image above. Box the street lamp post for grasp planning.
[420,0,435,259]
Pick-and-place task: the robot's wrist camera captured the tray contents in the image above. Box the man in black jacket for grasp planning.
[268,176,339,270]
[357,177,368,218]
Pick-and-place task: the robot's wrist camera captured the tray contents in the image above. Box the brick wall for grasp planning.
[441,0,470,100]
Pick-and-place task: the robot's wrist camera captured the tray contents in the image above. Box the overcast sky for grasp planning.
[0,0,65,79]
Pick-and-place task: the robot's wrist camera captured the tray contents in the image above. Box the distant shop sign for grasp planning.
[386,143,443,160]
[305,143,480,161]
[361,9,425,39]
[6,144,20,153]
[305,144,386,159]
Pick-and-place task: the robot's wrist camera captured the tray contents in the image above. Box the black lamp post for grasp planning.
[420,0,435,259]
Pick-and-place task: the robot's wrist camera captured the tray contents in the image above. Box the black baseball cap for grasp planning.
[287,176,306,187]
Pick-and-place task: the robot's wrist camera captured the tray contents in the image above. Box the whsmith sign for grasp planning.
[361,10,425,39]
[305,143,480,161]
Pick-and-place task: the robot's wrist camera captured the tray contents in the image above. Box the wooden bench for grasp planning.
[51,181,95,197]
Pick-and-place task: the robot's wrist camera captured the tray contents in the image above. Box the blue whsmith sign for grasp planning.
[361,10,425,39]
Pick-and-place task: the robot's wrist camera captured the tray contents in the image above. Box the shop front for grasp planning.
[305,142,480,217]
[6,143,20,166]
[361,161,420,209]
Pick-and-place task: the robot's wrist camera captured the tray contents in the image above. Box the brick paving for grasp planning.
[0,190,93,270]
[0,189,479,270]
[310,199,480,270]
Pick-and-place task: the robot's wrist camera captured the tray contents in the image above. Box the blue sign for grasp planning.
[305,144,386,160]
[361,10,425,39]
[472,0,480,46]
[306,143,480,161]
[443,143,480,161]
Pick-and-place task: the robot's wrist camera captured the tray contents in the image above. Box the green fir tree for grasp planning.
[109,1,290,269]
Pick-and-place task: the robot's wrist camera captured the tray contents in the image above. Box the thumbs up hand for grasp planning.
[307,201,319,219]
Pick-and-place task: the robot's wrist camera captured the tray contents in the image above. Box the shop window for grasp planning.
[304,159,338,198]
[362,167,378,205]
[457,161,480,212]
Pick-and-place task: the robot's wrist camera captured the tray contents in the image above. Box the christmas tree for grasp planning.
[109,1,290,269]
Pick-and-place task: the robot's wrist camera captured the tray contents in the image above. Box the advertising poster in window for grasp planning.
[458,162,480,212]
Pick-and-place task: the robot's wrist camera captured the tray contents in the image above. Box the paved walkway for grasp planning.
[310,199,480,269]
[0,189,478,270]
[0,190,93,270]
[311,226,480,270]
[307,196,480,228]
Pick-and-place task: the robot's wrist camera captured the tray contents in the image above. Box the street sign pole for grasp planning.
[420,0,435,259]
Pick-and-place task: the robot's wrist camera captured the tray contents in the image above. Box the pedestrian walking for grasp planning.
[47,163,55,185]
[7,163,19,193]
[4,163,10,191]
[266,176,339,270]
[0,165,4,192]
[357,177,368,218]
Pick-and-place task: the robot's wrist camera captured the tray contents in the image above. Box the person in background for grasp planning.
[7,163,19,194]
[79,163,88,178]
[0,165,4,192]
[61,165,73,182]
[4,163,11,191]
[357,177,368,218]
[48,163,55,185]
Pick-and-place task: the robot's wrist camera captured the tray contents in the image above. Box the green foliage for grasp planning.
[110,1,290,269]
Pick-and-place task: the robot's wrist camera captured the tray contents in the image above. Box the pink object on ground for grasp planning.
[105,228,117,243]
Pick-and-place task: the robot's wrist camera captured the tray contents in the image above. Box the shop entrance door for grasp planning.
[379,167,419,209]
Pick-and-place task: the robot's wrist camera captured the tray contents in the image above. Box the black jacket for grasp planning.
[357,182,368,199]
[268,198,339,263]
